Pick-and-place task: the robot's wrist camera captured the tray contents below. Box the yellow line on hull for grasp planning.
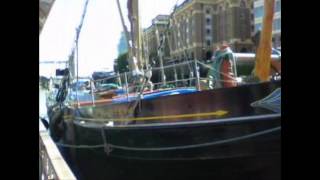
[70,110,229,122]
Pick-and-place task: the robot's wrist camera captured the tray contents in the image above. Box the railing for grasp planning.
[67,59,227,106]
[92,59,202,92]
[69,53,281,106]
[39,119,76,180]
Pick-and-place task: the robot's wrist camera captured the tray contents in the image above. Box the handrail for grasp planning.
[39,119,76,180]
[70,60,211,106]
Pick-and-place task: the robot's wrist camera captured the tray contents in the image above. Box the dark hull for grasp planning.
[73,113,280,160]
[74,81,280,123]
[50,81,281,179]
[71,149,280,180]
[67,114,280,180]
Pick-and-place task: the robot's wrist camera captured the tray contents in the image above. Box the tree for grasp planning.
[114,52,129,73]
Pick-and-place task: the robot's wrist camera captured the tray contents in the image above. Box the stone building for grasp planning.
[143,15,171,67]
[167,0,254,62]
[254,0,281,48]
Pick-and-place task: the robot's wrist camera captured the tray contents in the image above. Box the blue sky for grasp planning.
[40,0,184,77]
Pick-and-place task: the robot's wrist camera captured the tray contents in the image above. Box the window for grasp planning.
[206,40,211,46]
[275,0,281,12]
[206,18,211,25]
[206,9,210,14]
[240,0,246,8]
[206,29,211,35]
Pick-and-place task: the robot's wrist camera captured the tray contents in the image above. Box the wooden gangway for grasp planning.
[39,119,76,180]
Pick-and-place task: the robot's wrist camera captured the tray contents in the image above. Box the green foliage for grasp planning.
[114,52,129,73]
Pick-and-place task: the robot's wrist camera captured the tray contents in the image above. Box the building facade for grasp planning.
[254,0,281,48]
[143,15,171,66]
[167,0,254,62]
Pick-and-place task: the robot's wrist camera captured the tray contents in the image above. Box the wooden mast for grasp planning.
[254,0,275,81]
[127,0,144,72]
[133,0,143,70]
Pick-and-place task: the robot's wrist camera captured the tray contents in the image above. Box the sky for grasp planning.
[40,0,184,77]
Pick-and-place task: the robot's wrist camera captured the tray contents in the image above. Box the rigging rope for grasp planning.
[54,126,280,150]
[73,0,90,106]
